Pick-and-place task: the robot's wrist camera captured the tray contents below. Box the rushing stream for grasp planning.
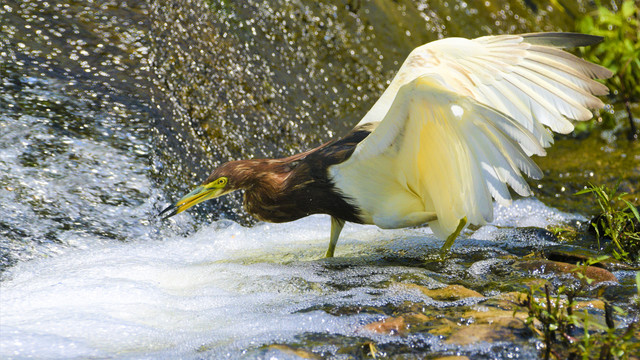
[0,201,603,359]
[1,0,638,359]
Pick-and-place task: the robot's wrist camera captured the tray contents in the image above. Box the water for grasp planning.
[0,0,154,268]
[1,200,583,359]
[1,0,638,358]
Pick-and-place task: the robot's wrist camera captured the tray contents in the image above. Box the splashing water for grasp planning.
[1,199,581,359]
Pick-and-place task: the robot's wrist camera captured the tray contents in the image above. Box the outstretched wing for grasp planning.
[331,33,611,239]
[357,33,612,148]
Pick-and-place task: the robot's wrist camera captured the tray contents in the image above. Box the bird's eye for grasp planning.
[217,177,228,186]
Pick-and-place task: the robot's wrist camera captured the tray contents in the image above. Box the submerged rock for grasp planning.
[404,284,485,301]
[360,287,614,352]
[514,259,618,284]
[445,317,529,345]
[545,246,635,271]
[574,299,606,310]
[363,314,417,335]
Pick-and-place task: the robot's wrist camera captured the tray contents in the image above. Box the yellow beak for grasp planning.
[159,185,227,219]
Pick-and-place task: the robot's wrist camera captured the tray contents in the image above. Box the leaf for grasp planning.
[624,38,635,52]
[622,200,640,222]
[621,0,635,18]
[599,10,623,26]
[577,16,594,32]
[587,255,611,265]
[598,6,614,19]
[575,188,596,195]
[613,305,626,315]
[593,223,601,239]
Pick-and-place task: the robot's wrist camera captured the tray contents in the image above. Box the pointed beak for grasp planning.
[159,185,225,220]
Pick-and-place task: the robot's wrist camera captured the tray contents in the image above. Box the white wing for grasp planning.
[331,33,611,239]
[357,33,612,148]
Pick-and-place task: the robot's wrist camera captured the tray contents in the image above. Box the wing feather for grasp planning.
[356,32,611,146]
[331,78,548,238]
[527,46,613,79]
[522,56,611,92]
[335,33,611,241]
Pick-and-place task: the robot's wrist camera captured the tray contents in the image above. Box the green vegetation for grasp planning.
[520,257,639,360]
[576,183,640,263]
[576,0,640,140]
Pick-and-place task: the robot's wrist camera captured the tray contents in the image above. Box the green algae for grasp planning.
[532,130,640,217]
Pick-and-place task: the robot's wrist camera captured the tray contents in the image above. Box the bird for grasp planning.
[160,32,612,257]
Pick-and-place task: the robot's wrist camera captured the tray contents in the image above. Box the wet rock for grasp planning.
[520,278,550,289]
[434,356,471,360]
[405,284,485,301]
[492,227,559,255]
[267,332,386,358]
[427,318,464,336]
[462,306,529,324]
[514,259,618,284]
[364,299,533,341]
[575,299,605,310]
[364,316,407,335]
[363,313,428,335]
[545,246,634,271]
[267,344,321,359]
[440,302,533,344]
[482,292,528,311]
[499,290,605,312]
[445,317,529,345]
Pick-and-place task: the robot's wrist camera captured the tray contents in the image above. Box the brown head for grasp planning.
[159,160,260,219]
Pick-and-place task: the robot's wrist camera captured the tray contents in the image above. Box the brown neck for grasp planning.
[216,131,367,224]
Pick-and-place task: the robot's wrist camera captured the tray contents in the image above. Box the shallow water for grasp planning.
[0,199,590,359]
[1,0,638,359]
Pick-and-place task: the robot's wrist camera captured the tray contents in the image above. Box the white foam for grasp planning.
[0,199,581,358]
[490,198,585,228]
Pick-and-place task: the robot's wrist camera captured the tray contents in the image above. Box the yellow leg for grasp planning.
[439,217,467,257]
[325,217,345,258]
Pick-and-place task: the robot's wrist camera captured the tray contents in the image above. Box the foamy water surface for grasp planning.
[0,199,580,359]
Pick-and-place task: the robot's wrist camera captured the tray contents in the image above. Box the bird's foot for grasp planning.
[439,217,467,258]
[324,217,345,258]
